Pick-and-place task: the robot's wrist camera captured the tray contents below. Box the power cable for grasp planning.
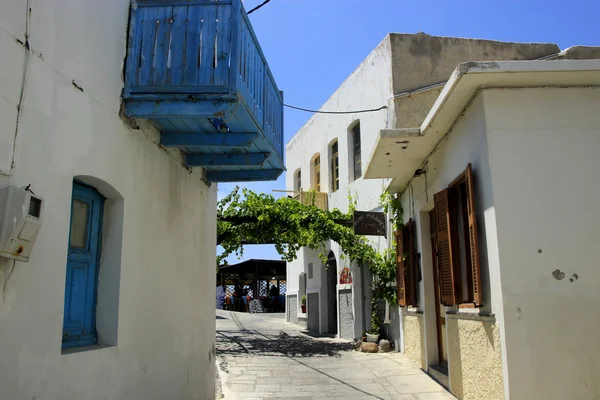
[247,0,271,15]
[284,103,387,114]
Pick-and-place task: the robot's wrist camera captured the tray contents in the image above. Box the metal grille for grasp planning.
[260,280,268,297]
[221,272,256,297]
[279,280,287,295]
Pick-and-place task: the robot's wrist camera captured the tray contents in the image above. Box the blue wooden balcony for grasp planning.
[123,0,284,182]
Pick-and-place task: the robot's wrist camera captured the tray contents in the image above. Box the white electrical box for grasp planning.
[0,186,44,262]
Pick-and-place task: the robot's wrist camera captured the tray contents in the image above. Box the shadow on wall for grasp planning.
[216,330,353,358]
[382,306,401,352]
[418,316,426,368]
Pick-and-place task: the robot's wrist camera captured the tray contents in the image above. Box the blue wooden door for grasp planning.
[62,183,104,349]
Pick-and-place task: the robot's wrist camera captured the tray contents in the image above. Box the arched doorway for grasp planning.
[298,272,307,314]
[326,251,338,335]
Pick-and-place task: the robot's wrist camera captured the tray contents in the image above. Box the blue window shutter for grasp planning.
[62,182,104,349]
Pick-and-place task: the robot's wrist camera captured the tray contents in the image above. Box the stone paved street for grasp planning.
[216,310,454,400]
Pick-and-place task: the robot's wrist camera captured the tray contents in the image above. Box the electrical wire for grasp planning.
[247,0,271,15]
[1,0,31,176]
[284,103,387,114]
[424,167,429,204]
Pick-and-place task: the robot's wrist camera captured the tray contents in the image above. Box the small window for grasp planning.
[312,155,321,191]
[63,182,105,349]
[308,263,313,279]
[434,164,482,307]
[352,123,361,180]
[330,140,339,192]
[294,169,302,191]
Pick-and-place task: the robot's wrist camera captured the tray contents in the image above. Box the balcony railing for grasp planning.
[292,191,328,212]
[123,0,284,182]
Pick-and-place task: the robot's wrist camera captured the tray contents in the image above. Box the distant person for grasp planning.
[234,281,244,311]
[242,285,250,312]
[216,283,225,310]
[269,284,279,311]
[269,283,279,298]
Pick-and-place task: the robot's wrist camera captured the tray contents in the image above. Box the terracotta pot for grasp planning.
[300,304,306,313]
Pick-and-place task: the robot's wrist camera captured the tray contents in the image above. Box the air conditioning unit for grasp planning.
[0,186,44,262]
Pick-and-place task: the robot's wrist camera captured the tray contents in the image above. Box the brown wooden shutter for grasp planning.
[395,228,406,306]
[404,219,417,307]
[434,189,457,305]
[465,163,483,306]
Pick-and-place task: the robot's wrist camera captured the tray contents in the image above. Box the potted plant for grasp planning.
[366,310,381,343]
[300,294,306,313]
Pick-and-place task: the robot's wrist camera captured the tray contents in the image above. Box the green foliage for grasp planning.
[217,186,403,328]
[301,294,306,305]
[218,186,369,267]
[379,189,404,231]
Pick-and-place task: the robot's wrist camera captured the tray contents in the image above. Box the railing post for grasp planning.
[229,0,242,97]
[279,90,284,158]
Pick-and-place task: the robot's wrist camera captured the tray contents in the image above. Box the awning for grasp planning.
[363,59,600,193]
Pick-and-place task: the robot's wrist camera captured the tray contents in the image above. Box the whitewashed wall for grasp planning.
[396,93,498,364]
[285,35,392,336]
[485,87,600,400]
[0,0,217,399]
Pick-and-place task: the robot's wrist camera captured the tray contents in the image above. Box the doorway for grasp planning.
[326,252,338,335]
[429,210,447,365]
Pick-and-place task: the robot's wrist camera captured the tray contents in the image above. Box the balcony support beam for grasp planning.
[186,153,270,167]
[161,133,259,148]
[206,169,283,182]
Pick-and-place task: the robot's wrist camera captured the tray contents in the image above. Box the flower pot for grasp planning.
[300,304,306,313]
[366,333,379,343]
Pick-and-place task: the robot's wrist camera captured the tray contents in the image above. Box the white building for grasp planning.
[286,33,600,399]
[365,58,600,400]
[0,0,282,398]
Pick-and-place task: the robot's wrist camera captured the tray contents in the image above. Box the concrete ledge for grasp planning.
[445,312,496,323]
[404,309,423,317]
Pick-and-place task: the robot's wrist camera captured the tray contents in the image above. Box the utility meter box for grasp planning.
[0,186,44,262]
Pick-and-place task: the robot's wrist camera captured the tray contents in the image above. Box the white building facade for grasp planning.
[365,59,600,399]
[285,33,560,339]
[0,0,218,399]
[286,32,600,399]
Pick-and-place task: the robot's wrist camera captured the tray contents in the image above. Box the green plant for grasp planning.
[217,186,378,267]
[301,294,306,305]
[379,188,404,232]
[217,186,402,328]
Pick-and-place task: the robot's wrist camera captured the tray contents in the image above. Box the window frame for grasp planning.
[312,154,321,191]
[434,164,482,307]
[396,219,418,307]
[351,122,361,181]
[294,169,302,191]
[330,140,340,192]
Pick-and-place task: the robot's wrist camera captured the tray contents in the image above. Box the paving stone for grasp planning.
[216,310,455,400]
[414,392,456,399]
[229,384,257,392]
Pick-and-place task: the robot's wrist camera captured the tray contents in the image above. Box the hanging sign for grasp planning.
[353,211,386,237]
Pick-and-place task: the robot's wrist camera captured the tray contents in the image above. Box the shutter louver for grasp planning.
[465,163,483,306]
[395,228,406,306]
[404,219,417,307]
[434,189,457,306]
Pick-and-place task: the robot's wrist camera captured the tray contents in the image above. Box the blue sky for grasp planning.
[219,0,600,264]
